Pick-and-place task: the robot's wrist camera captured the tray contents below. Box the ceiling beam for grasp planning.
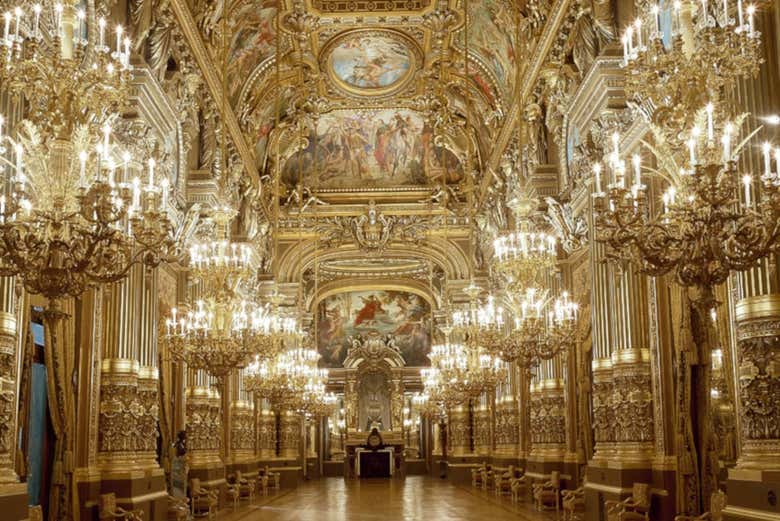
[477,0,573,207]
[168,0,270,219]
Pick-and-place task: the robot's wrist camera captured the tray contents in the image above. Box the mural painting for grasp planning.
[317,290,431,368]
[282,109,463,189]
[329,33,412,90]
[228,0,277,100]
[458,0,517,96]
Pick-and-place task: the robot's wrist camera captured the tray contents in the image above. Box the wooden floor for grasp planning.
[217,476,557,520]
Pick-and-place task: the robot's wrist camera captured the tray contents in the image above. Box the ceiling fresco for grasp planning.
[226,0,278,102]
[327,32,413,93]
[281,108,464,189]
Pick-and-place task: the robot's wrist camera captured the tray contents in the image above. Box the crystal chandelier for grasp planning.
[425,328,505,403]
[161,209,275,380]
[622,0,761,142]
[593,108,780,307]
[244,346,324,411]
[0,5,175,303]
[492,194,557,290]
[496,287,579,365]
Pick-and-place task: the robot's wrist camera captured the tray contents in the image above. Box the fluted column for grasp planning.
[0,277,26,518]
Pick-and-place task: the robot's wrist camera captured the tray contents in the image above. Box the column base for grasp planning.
[0,482,28,521]
[723,468,780,521]
[98,467,168,521]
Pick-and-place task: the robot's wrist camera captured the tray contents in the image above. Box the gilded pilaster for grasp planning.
[528,357,567,475]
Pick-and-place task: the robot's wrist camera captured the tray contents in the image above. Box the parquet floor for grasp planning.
[217,476,557,520]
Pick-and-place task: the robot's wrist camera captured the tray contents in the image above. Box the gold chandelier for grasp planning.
[622,0,761,142]
[593,109,780,307]
[496,287,579,365]
[0,5,175,303]
[161,209,279,380]
[492,195,557,290]
[244,346,328,412]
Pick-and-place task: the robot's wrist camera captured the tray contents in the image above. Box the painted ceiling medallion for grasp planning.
[324,29,417,96]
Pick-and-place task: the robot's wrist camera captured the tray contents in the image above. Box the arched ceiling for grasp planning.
[195,0,525,197]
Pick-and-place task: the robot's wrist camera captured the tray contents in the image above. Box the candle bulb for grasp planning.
[3,12,10,43]
[107,159,115,187]
[77,10,85,42]
[763,142,772,176]
[737,0,744,28]
[747,4,755,36]
[14,144,23,186]
[115,25,123,54]
[743,175,752,206]
[723,0,728,24]
[688,138,697,164]
[652,5,661,34]
[13,7,21,40]
[102,123,111,154]
[123,37,130,66]
[98,17,106,48]
[161,178,169,209]
[54,4,62,38]
[674,1,682,34]
[775,148,780,180]
[705,103,714,142]
[701,0,708,22]
[622,34,628,63]
[632,153,642,186]
[626,25,634,55]
[147,158,155,188]
[132,177,141,209]
[33,4,41,38]
[122,152,130,182]
[722,127,732,163]
[95,144,103,180]
[635,18,643,48]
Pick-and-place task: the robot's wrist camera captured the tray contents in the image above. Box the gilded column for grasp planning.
[0,277,26,519]
[448,405,472,456]
[279,410,301,460]
[473,394,491,456]
[257,405,277,460]
[527,357,566,479]
[186,370,225,491]
[722,296,780,521]
[494,377,519,460]
[229,370,255,472]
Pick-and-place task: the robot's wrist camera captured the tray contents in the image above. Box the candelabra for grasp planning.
[244,346,324,411]
[425,328,505,403]
[0,5,174,301]
[496,287,579,365]
[492,195,557,290]
[594,108,780,308]
[622,0,761,143]
[161,209,277,380]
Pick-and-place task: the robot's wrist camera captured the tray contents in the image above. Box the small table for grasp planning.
[355,448,394,478]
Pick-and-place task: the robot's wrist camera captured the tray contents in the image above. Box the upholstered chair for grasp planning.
[190,478,218,519]
[166,495,189,521]
[28,505,43,521]
[510,473,529,503]
[561,486,586,521]
[675,490,727,521]
[264,465,281,491]
[471,462,487,488]
[605,483,651,521]
[235,470,257,502]
[495,465,519,497]
[532,471,561,514]
[98,493,143,521]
